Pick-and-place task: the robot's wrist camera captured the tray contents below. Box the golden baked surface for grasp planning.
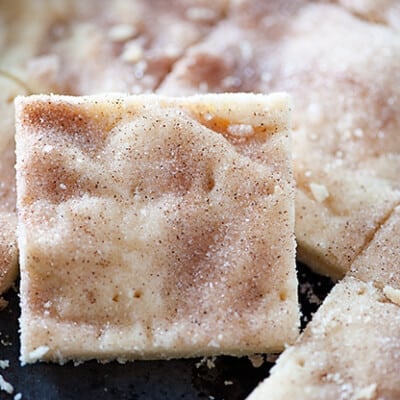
[16,93,298,364]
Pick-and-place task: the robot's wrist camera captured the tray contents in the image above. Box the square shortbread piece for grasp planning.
[247,276,400,400]
[15,93,298,364]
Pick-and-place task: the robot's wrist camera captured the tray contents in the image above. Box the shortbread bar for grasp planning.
[15,93,298,364]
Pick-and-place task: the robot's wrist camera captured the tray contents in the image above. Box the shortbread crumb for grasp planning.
[0,374,13,395]
[248,354,265,368]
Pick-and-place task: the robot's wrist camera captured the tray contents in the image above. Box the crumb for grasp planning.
[195,356,217,369]
[300,281,323,306]
[206,356,216,369]
[0,374,14,394]
[14,393,22,400]
[308,293,322,305]
[0,360,9,369]
[195,357,207,368]
[224,380,233,386]
[248,354,265,368]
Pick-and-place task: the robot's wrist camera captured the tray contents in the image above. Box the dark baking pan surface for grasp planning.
[0,263,333,400]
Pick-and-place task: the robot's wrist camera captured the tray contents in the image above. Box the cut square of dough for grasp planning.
[247,276,400,400]
[15,93,298,364]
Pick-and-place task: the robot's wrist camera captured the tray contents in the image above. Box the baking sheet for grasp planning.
[0,263,333,400]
